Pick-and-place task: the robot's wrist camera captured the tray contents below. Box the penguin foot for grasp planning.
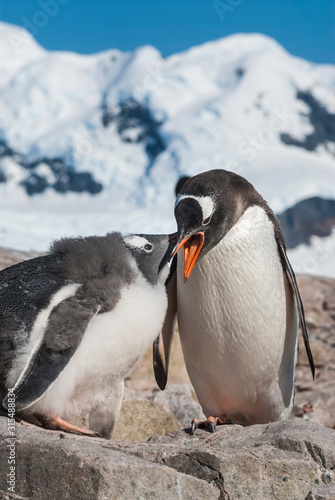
[35,413,101,437]
[190,416,234,434]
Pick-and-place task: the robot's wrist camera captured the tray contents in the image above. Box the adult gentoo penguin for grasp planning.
[154,169,314,432]
[0,232,172,438]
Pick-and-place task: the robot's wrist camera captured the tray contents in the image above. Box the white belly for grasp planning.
[33,274,167,416]
[177,206,298,424]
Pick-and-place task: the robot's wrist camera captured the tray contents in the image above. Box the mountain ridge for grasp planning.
[0,21,334,276]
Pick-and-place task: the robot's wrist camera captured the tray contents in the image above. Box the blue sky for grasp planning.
[1,0,334,63]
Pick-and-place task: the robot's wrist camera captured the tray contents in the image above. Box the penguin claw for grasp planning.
[92,431,102,438]
[223,418,234,425]
[207,421,216,433]
[190,418,203,434]
[190,416,233,434]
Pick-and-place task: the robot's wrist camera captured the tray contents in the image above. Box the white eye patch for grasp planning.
[123,235,150,249]
[176,195,215,221]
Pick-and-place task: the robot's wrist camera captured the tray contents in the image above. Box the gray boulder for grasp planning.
[305,483,335,500]
[151,383,205,429]
[1,416,334,500]
[131,420,335,500]
[112,399,181,442]
[0,418,217,500]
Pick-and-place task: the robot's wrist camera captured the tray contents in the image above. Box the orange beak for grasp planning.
[173,232,205,283]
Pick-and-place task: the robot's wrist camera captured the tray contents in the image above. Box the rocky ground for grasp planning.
[293,275,335,430]
[0,247,334,499]
[0,246,39,269]
[0,416,334,500]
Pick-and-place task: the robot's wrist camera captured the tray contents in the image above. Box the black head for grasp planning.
[174,169,276,281]
[123,233,174,285]
[175,176,191,197]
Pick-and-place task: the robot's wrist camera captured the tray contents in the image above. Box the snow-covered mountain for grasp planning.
[0,22,335,276]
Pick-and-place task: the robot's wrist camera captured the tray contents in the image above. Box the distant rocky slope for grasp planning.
[277,197,335,249]
[280,90,335,153]
[0,141,103,196]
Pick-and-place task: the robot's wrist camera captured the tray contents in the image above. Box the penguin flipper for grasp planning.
[153,259,177,390]
[3,300,100,411]
[276,239,315,379]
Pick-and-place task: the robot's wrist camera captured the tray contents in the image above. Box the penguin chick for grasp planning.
[154,169,314,433]
[0,232,173,438]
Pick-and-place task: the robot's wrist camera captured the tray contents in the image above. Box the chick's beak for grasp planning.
[173,232,204,283]
[159,233,179,273]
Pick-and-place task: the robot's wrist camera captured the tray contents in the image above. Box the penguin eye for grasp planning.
[202,216,211,225]
[144,243,153,252]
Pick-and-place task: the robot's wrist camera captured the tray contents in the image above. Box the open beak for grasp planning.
[173,232,205,283]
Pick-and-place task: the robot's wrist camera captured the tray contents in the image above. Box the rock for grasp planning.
[151,383,206,429]
[0,140,103,196]
[305,483,335,500]
[0,246,39,271]
[112,399,182,443]
[0,418,215,500]
[293,275,335,429]
[123,378,158,400]
[280,91,335,163]
[102,99,166,163]
[1,417,334,500]
[128,420,335,500]
[277,196,335,248]
[323,286,335,313]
